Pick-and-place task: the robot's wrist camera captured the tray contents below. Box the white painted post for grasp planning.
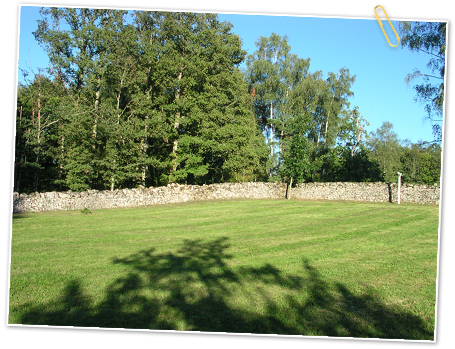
[397,172,402,204]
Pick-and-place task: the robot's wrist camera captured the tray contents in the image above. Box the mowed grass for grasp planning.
[9,199,439,339]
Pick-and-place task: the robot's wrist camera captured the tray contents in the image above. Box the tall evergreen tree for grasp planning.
[150,12,265,184]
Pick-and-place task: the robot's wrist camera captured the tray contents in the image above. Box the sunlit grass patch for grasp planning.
[9,199,438,339]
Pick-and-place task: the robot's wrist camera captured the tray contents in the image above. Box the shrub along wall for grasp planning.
[12,182,440,213]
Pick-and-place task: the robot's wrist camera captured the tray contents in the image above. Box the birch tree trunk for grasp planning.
[270,101,274,164]
[140,83,152,187]
[93,75,101,149]
[33,77,42,192]
[171,71,183,180]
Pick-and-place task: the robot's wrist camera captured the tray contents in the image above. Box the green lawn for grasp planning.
[9,199,439,339]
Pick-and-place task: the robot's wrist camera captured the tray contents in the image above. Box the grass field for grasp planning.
[8,199,439,340]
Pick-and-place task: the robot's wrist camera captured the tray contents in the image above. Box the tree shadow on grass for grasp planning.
[14,237,434,340]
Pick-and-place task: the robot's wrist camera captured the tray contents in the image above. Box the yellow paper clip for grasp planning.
[374,5,400,47]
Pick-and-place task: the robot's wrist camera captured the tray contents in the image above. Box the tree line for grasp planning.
[14,8,442,194]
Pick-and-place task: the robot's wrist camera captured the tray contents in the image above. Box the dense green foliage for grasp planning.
[15,9,267,193]
[14,8,443,193]
[10,200,438,338]
[400,141,442,185]
[364,121,441,185]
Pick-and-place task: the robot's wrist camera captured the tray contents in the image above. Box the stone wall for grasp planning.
[12,182,440,213]
[293,182,440,205]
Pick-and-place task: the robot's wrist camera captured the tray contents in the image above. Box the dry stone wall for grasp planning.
[12,182,440,213]
[293,182,440,205]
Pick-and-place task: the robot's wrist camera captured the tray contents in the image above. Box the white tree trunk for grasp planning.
[171,71,183,179]
[270,101,274,162]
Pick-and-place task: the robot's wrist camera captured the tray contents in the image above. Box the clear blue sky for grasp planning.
[18,5,441,144]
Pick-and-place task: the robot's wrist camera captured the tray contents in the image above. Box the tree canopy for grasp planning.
[14,8,443,194]
[16,8,268,192]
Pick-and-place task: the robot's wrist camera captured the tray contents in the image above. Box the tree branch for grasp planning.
[419,73,444,80]
[417,47,444,60]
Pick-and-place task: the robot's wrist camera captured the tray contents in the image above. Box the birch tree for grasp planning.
[399,21,446,142]
[245,33,310,176]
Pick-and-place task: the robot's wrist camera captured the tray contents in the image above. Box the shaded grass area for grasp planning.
[9,199,439,339]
